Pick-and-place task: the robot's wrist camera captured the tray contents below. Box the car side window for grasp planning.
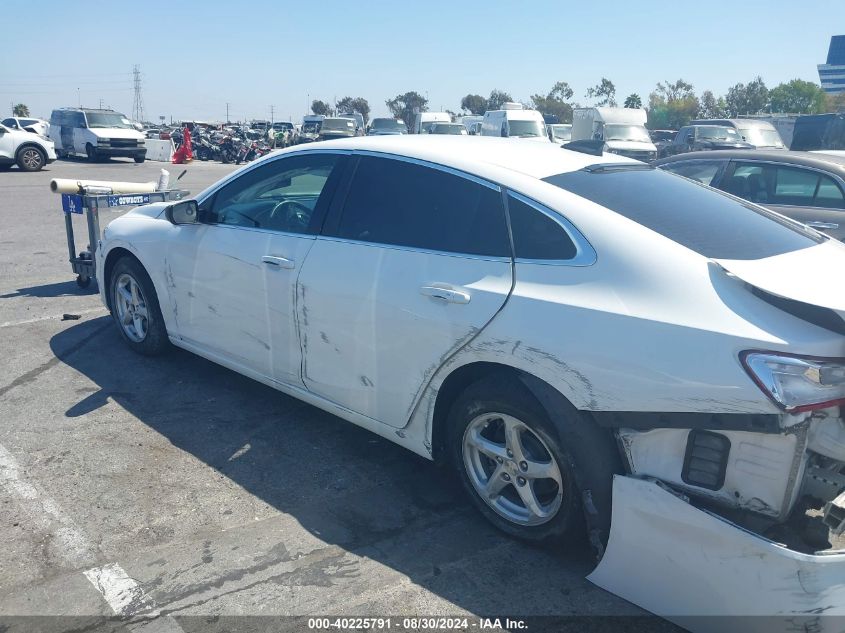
[1,118,16,128]
[71,112,86,127]
[507,194,578,260]
[210,153,340,233]
[334,156,509,257]
[729,163,845,209]
[661,161,723,186]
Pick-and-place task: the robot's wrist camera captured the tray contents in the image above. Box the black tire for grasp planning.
[448,374,620,548]
[16,146,45,171]
[109,256,170,356]
[134,154,145,164]
[85,144,98,162]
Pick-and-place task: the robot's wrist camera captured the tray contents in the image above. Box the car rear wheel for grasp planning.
[109,257,169,355]
[16,146,45,171]
[448,376,582,543]
[134,154,145,164]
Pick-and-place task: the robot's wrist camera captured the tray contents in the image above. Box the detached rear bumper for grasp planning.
[589,476,845,633]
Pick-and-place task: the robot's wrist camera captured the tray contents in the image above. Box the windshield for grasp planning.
[85,112,133,129]
[604,124,651,142]
[698,126,741,141]
[302,122,320,133]
[508,120,545,138]
[550,125,572,141]
[738,126,784,148]
[543,166,822,260]
[431,124,466,135]
[372,119,406,131]
[273,123,293,130]
[322,119,354,131]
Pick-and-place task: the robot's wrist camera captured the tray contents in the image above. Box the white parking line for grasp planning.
[84,563,186,632]
[0,443,95,568]
[0,307,107,328]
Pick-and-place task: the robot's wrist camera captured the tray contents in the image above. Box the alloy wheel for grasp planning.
[21,148,42,170]
[113,273,149,342]
[462,412,564,526]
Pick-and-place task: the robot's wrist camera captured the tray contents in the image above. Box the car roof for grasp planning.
[285,135,629,179]
[654,150,845,175]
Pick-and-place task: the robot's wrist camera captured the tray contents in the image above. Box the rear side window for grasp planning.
[660,160,723,186]
[507,194,577,260]
[334,156,509,257]
[730,162,845,210]
[544,166,823,260]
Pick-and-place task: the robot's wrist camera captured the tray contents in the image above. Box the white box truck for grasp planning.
[572,107,657,161]
[413,111,451,134]
[481,103,549,143]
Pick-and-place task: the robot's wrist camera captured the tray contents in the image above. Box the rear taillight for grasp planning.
[741,351,845,413]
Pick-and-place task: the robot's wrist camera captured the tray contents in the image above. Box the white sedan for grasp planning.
[96,136,845,628]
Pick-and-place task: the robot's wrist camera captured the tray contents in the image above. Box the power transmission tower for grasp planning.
[132,64,145,123]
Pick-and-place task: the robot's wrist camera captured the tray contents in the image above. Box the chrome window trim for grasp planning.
[194,149,354,206]
[314,235,512,264]
[506,190,597,267]
[350,150,501,191]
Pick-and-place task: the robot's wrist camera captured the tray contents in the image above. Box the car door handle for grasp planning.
[420,285,471,304]
[261,255,295,269]
[806,221,839,230]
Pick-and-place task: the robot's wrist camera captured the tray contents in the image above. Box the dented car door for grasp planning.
[296,154,513,427]
[166,152,344,383]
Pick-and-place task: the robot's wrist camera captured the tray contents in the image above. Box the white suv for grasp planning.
[95,136,845,622]
[0,122,57,171]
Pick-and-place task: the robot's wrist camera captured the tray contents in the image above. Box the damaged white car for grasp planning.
[96,136,845,630]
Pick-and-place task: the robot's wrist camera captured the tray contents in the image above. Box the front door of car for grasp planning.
[166,152,345,383]
[720,161,845,241]
[0,125,14,160]
[297,154,513,427]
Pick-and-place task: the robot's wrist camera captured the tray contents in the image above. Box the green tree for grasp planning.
[311,99,333,116]
[586,78,617,107]
[460,94,488,115]
[768,79,827,114]
[725,76,768,116]
[385,91,428,125]
[827,92,845,111]
[531,81,574,123]
[12,103,29,117]
[698,90,727,119]
[647,79,699,129]
[487,89,513,110]
[336,96,371,123]
[623,93,642,109]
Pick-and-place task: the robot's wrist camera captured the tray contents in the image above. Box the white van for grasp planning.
[480,103,549,142]
[49,108,146,163]
[572,107,657,161]
[413,111,451,134]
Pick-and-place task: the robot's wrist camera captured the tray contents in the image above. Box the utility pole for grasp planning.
[77,88,81,107]
[132,64,145,123]
[226,102,230,123]
[270,105,274,123]
[99,98,104,109]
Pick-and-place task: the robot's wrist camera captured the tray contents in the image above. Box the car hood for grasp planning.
[713,239,845,321]
[123,202,168,220]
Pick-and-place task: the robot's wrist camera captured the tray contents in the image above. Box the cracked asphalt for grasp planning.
[0,157,671,633]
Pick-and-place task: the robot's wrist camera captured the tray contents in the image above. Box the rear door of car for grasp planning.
[720,160,845,240]
[296,153,513,428]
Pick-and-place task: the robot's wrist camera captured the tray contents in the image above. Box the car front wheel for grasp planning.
[109,257,169,355]
[17,146,45,171]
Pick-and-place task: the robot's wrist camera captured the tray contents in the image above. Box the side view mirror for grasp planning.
[166,200,199,225]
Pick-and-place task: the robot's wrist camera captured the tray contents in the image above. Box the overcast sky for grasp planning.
[3,0,844,123]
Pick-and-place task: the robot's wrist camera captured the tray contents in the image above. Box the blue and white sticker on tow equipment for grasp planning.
[61,194,84,214]
[107,194,151,207]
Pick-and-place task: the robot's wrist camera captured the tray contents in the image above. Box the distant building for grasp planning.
[818,35,845,95]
